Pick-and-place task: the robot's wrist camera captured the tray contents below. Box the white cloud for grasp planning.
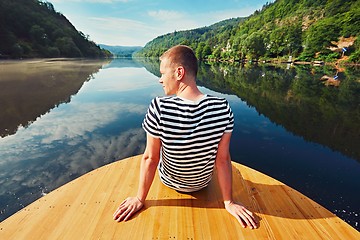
[0,101,147,166]
[206,8,260,22]
[65,15,158,45]
[39,102,147,144]
[65,13,203,45]
[69,9,216,45]
[90,17,149,32]
[148,10,185,21]
[89,68,158,92]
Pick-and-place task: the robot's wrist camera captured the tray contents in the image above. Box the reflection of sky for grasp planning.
[0,102,146,163]
[0,64,162,220]
[79,67,159,93]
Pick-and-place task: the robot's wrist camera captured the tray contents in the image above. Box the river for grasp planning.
[0,58,359,230]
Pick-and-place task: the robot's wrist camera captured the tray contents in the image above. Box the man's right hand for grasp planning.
[113,197,144,222]
[224,200,258,229]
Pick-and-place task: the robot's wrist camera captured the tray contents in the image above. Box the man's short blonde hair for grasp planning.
[160,45,198,77]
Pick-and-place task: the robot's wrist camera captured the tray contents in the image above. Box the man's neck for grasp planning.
[176,82,204,102]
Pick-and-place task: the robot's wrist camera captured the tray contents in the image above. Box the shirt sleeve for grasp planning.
[225,100,234,133]
[142,97,161,138]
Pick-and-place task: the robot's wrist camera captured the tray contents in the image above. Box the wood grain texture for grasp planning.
[1,155,359,239]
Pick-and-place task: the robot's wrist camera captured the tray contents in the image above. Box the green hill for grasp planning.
[0,0,112,59]
[135,0,360,63]
[135,17,244,58]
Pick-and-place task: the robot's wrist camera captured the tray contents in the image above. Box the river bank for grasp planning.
[206,57,360,67]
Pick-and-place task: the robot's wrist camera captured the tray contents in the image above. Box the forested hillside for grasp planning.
[135,18,244,59]
[0,0,111,58]
[135,0,360,63]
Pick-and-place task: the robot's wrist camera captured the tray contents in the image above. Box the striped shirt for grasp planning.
[142,95,234,192]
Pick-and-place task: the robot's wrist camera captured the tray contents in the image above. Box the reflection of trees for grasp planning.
[133,57,160,76]
[197,62,360,162]
[0,59,108,137]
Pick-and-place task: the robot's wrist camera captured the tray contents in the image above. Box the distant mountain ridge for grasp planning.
[0,0,111,58]
[99,45,142,58]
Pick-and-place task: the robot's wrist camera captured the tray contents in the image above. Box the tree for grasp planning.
[303,19,340,56]
[30,25,48,45]
[196,42,205,60]
[212,46,221,59]
[55,37,82,57]
[284,24,302,56]
[244,32,266,60]
[269,28,285,58]
[202,44,212,59]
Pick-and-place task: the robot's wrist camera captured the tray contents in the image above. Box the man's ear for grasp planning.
[176,66,185,80]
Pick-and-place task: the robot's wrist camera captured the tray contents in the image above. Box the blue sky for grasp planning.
[49,0,271,46]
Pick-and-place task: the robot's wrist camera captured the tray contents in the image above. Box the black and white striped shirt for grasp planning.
[142,95,234,192]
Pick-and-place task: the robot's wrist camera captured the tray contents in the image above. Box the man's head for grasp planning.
[159,45,198,95]
[159,45,198,78]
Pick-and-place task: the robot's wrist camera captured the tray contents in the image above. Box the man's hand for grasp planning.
[224,200,258,229]
[113,197,144,222]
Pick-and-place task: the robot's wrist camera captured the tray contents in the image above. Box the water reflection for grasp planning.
[207,64,360,162]
[0,59,108,137]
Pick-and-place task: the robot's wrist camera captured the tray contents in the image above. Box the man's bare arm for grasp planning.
[215,132,258,229]
[113,134,161,222]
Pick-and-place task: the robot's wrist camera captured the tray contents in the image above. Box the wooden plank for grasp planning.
[1,154,359,239]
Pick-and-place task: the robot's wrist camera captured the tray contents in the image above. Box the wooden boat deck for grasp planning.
[1,155,359,239]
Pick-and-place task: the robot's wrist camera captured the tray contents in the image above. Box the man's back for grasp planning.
[143,95,234,192]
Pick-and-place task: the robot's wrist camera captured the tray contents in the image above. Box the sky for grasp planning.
[48,0,271,47]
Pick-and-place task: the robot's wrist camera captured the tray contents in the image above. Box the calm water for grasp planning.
[0,58,359,230]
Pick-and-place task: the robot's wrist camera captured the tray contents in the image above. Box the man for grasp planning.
[113,45,258,229]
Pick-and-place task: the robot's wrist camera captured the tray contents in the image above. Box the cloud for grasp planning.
[206,8,261,22]
[0,101,147,166]
[67,13,203,45]
[148,10,185,21]
[66,15,158,45]
[38,102,147,144]
[65,128,146,176]
[81,66,159,92]
[90,17,149,32]
[146,10,204,33]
